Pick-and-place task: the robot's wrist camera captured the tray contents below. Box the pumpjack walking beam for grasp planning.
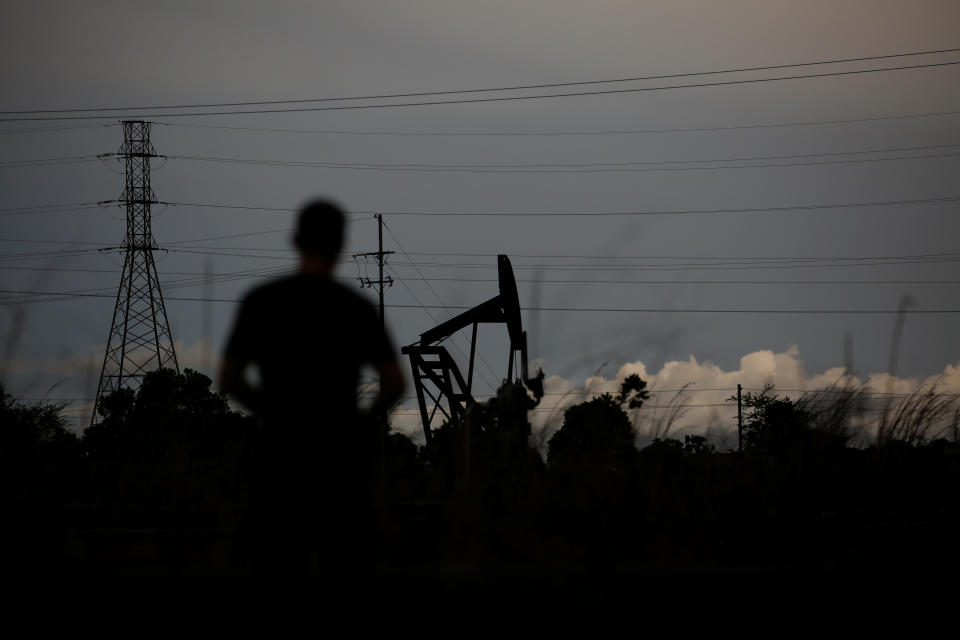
[401,255,544,443]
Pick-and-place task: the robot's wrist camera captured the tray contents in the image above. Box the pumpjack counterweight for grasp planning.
[401,255,544,442]
[91,121,178,425]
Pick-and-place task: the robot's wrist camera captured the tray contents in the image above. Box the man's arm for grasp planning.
[218,355,264,415]
[368,359,406,418]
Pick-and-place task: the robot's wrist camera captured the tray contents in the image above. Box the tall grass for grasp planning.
[875,378,958,446]
[634,383,692,442]
[794,377,959,447]
[532,373,960,458]
[795,377,866,445]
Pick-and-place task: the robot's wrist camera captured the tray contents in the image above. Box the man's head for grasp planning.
[293,199,346,260]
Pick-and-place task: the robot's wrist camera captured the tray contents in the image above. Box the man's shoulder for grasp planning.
[242,273,374,310]
[240,274,296,304]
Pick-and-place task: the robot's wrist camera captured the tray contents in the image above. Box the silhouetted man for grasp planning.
[220,199,405,579]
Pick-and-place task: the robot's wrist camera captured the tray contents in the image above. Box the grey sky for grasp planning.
[2,1,960,431]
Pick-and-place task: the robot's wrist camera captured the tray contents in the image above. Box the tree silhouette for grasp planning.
[682,434,716,455]
[83,368,254,511]
[546,392,638,524]
[547,374,650,469]
[0,384,80,574]
[5,366,958,579]
[616,373,650,409]
[547,394,636,470]
[736,384,816,454]
[0,383,79,500]
[0,383,77,456]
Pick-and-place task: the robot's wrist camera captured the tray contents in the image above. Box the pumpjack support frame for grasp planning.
[401,255,544,443]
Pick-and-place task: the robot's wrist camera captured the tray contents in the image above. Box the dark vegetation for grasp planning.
[2,369,959,582]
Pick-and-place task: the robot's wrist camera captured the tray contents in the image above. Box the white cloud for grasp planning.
[1,339,219,433]
[391,346,960,453]
[7,341,959,446]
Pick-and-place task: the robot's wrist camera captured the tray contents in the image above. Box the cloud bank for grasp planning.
[6,340,959,447]
[391,346,960,451]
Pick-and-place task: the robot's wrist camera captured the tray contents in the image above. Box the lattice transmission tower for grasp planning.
[91,121,178,425]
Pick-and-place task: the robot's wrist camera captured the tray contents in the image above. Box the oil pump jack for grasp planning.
[401,255,544,443]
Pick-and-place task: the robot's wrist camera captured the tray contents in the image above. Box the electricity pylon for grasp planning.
[91,121,178,425]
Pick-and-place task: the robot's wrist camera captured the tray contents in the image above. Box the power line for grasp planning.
[167,151,960,177]
[4,58,960,122]
[164,202,296,213]
[0,265,129,274]
[0,203,105,218]
[0,202,102,214]
[0,262,294,303]
[0,265,294,304]
[0,123,116,135]
[0,156,100,168]
[536,389,960,398]
[164,248,295,260]
[398,250,960,265]
[4,264,959,286]
[387,277,960,286]
[6,191,955,220]
[24,388,960,403]
[0,248,104,262]
[0,231,299,248]
[6,289,960,314]
[409,305,960,314]
[0,248,949,264]
[0,238,107,247]
[49,404,955,414]
[387,257,960,271]
[389,405,934,414]
[389,250,960,263]
[3,263,960,288]
[10,245,957,271]
[152,108,960,137]
[169,145,960,174]
[5,237,960,271]
[6,262,960,289]
[6,47,959,115]
[165,205,374,224]
[162,245,291,253]
[163,194,960,217]
[8,239,960,271]
[164,227,291,244]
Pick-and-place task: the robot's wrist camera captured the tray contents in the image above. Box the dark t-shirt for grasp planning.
[226,273,391,574]
[224,273,395,431]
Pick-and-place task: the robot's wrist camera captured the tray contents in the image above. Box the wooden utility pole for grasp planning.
[351,215,395,485]
[353,215,394,326]
[737,383,743,453]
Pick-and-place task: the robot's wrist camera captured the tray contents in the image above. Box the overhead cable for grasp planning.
[3,58,960,121]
